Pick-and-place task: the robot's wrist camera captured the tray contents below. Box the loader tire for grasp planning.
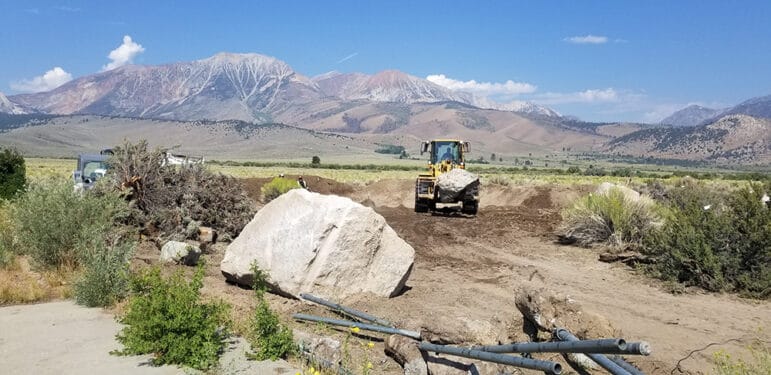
[415,198,429,213]
[462,200,478,215]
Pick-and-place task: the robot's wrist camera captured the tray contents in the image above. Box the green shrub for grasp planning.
[114,265,230,370]
[73,230,135,307]
[558,188,663,249]
[0,148,25,200]
[261,177,300,203]
[11,178,128,268]
[0,202,14,267]
[713,340,771,375]
[643,182,770,297]
[248,263,296,361]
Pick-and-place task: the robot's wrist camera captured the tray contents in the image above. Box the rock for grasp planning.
[514,286,619,341]
[595,182,641,202]
[198,226,216,243]
[385,335,428,375]
[435,169,479,203]
[216,336,300,374]
[424,354,472,375]
[220,189,414,300]
[295,331,342,367]
[160,241,201,266]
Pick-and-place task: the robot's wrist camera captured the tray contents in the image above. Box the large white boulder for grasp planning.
[435,169,479,203]
[220,189,414,300]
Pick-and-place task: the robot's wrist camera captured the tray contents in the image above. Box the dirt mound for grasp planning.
[240,175,354,203]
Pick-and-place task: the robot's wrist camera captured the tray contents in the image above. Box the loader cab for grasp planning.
[420,140,470,165]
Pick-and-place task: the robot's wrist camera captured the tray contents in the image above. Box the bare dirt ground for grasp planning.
[218,177,770,374]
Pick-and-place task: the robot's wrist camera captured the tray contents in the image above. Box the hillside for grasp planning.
[606,115,771,165]
[0,115,389,160]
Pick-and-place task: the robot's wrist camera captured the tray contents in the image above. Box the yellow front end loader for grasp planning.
[414,139,479,215]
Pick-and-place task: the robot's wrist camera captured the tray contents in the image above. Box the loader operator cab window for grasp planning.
[434,142,459,164]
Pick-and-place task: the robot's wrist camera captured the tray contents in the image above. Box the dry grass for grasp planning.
[0,256,76,305]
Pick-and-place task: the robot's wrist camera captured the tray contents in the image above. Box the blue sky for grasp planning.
[1,0,770,122]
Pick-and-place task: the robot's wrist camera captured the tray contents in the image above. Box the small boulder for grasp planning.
[385,335,428,375]
[515,286,619,341]
[221,189,414,300]
[199,226,216,243]
[595,182,641,202]
[160,241,201,266]
[435,169,479,203]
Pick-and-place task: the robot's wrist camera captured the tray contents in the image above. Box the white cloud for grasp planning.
[426,74,537,96]
[564,35,608,44]
[101,35,145,71]
[536,88,622,104]
[10,67,73,93]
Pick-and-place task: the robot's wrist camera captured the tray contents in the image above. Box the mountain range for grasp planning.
[1,52,769,166]
[660,95,771,127]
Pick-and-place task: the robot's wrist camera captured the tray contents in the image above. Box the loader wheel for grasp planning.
[462,200,478,215]
[414,198,429,213]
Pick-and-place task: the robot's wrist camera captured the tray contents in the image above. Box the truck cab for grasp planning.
[73,153,109,191]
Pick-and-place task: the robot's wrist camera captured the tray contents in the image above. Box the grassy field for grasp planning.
[24,157,765,187]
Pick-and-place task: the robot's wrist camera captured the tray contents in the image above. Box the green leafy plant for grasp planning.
[260,177,300,203]
[114,265,230,370]
[0,148,25,200]
[247,263,296,361]
[713,340,771,375]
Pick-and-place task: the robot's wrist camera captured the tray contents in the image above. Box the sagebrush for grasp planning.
[642,182,770,298]
[558,187,663,249]
[73,229,135,307]
[11,178,128,268]
[114,265,230,370]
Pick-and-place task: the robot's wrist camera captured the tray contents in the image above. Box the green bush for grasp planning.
[73,230,135,307]
[558,188,663,249]
[0,148,25,200]
[261,177,300,203]
[248,264,296,361]
[0,202,14,267]
[643,182,770,297]
[11,178,128,268]
[114,265,230,370]
[713,340,771,374]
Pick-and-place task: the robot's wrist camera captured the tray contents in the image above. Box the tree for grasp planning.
[0,148,26,200]
[311,156,321,166]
